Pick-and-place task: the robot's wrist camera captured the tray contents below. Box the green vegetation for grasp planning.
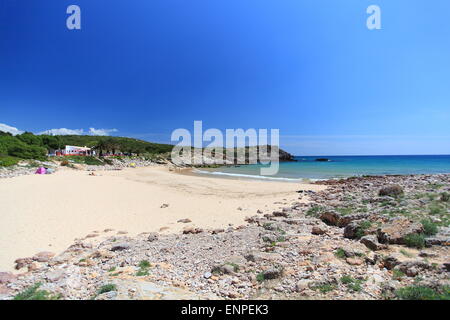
[440,192,450,202]
[225,262,240,272]
[13,282,61,300]
[108,266,117,272]
[256,272,265,282]
[399,249,414,258]
[136,260,151,276]
[340,276,364,292]
[0,155,20,167]
[421,219,438,236]
[335,207,353,215]
[0,130,174,166]
[97,284,117,295]
[396,285,450,300]
[429,204,446,216]
[355,220,373,239]
[392,269,406,280]
[334,248,346,259]
[306,205,325,217]
[404,233,426,249]
[312,283,336,293]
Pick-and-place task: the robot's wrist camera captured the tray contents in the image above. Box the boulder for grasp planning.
[311,226,326,235]
[377,217,423,244]
[110,243,131,251]
[182,227,203,234]
[378,185,403,197]
[360,235,387,251]
[32,251,55,262]
[14,257,33,270]
[343,221,361,239]
[262,267,284,280]
[147,233,159,242]
[0,272,17,284]
[320,211,369,227]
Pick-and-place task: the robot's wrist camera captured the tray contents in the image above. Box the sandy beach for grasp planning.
[0,166,324,272]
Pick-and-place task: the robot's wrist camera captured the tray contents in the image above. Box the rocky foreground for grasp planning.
[1,174,449,300]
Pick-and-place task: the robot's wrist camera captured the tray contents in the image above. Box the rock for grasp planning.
[320,211,368,227]
[14,257,33,270]
[110,243,131,251]
[160,204,169,208]
[0,284,13,296]
[212,264,236,275]
[177,218,192,223]
[182,227,203,234]
[378,185,403,197]
[46,269,65,282]
[262,267,283,280]
[272,211,288,217]
[32,251,55,262]
[147,233,159,242]
[295,279,312,292]
[203,272,212,279]
[382,256,400,270]
[257,210,263,214]
[346,257,364,265]
[0,272,17,284]
[261,233,277,243]
[90,249,115,259]
[311,226,326,235]
[424,236,450,247]
[360,235,387,251]
[211,228,224,234]
[397,260,431,277]
[443,262,450,272]
[377,217,423,244]
[344,221,361,239]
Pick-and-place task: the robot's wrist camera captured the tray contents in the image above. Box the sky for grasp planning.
[1,0,449,155]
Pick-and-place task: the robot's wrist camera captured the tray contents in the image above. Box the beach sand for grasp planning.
[0,166,325,272]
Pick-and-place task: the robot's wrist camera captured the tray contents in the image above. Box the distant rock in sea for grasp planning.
[315,158,330,162]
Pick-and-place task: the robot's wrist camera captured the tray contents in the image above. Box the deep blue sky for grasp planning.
[1,0,449,155]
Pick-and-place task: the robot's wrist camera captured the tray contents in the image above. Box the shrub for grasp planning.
[340,275,364,292]
[136,260,151,276]
[97,284,117,295]
[334,248,346,259]
[0,155,20,167]
[60,160,69,166]
[256,272,265,282]
[312,283,336,293]
[138,260,151,269]
[14,282,61,300]
[440,192,450,202]
[421,219,438,236]
[404,233,425,249]
[395,285,449,300]
[392,269,405,279]
[429,204,446,215]
[84,156,104,165]
[306,206,324,217]
[355,220,373,239]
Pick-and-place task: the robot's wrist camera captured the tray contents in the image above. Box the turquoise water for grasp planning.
[196,155,450,181]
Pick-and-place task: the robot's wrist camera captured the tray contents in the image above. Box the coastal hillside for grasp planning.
[0,131,173,166]
[0,131,295,167]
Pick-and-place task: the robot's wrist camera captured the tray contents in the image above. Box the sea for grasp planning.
[194,155,450,182]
